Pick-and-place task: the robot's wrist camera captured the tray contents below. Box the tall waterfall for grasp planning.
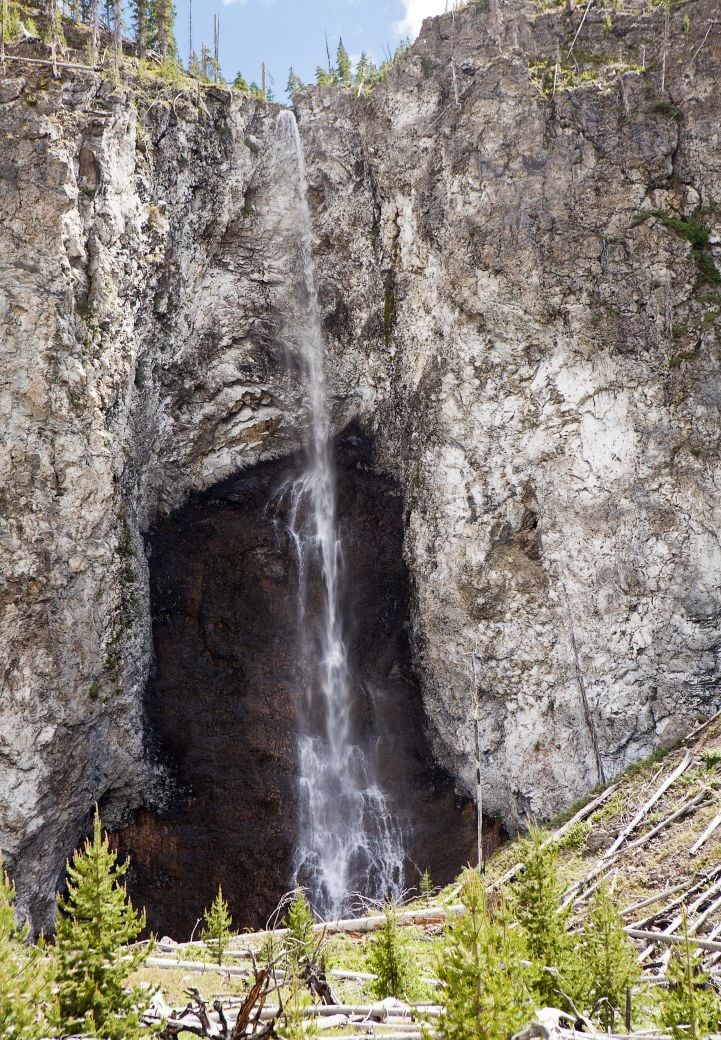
[274,111,405,918]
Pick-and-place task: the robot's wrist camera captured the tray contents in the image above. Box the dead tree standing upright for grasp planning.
[113,0,121,81]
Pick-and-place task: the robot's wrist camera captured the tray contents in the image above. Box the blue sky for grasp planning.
[174,0,449,96]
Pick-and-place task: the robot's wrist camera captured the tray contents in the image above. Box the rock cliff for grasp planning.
[1,0,720,928]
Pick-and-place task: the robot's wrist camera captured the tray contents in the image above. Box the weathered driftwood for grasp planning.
[623,792,711,854]
[633,866,721,931]
[255,1001,441,1021]
[625,928,721,953]
[146,956,250,976]
[603,751,693,860]
[0,53,100,70]
[690,810,721,855]
[493,783,621,890]
[621,884,688,918]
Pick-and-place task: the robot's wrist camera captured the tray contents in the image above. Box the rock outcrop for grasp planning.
[1,0,720,928]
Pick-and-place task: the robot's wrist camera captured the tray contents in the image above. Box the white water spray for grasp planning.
[274,111,405,918]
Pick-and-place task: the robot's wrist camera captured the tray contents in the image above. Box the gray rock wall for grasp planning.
[2,0,721,925]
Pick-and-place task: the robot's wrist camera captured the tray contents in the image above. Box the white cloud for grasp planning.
[393,0,450,39]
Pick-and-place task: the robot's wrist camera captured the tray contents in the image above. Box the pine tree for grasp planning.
[188,50,202,79]
[233,69,249,91]
[53,809,151,1040]
[660,910,719,1040]
[152,0,175,60]
[336,37,352,84]
[201,886,233,965]
[131,0,148,57]
[419,868,433,904]
[436,869,535,1040]
[284,887,315,972]
[581,883,640,1030]
[366,900,415,1000]
[286,67,304,101]
[0,858,51,1040]
[511,826,578,1009]
[354,51,376,87]
[315,65,337,87]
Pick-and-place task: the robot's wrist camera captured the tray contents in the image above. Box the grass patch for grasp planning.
[634,208,721,286]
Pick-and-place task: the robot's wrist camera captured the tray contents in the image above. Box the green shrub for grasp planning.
[365,901,415,1000]
[53,809,152,1040]
[511,826,580,1009]
[200,885,233,965]
[660,910,720,1039]
[0,857,51,1040]
[436,869,535,1040]
[580,883,641,1030]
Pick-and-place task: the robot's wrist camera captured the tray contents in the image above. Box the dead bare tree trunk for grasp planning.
[113,0,121,82]
[88,0,98,63]
[661,0,670,93]
[47,0,58,76]
[1,0,6,72]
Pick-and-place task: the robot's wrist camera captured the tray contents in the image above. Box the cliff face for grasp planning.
[1,0,720,928]
[295,0,721,825]
[0,69,309,926]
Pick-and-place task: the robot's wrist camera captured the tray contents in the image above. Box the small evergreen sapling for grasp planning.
[336,38,352,85]
[419,868,433,904]
[201,885,233,965]
[366,900,415,1000]
[581,882,640,1030]
[436,869,535,1040]
[512,826,579,1009]
[0,857,50,1040]
[53,808,151,1040]
[284,887,315,972]
[660,910,720,1040]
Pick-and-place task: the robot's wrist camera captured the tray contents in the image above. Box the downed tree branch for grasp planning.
[603,751,694,860]
[622,884,688,918]
[625,928,721,953]
[146,957,250,976]
[493,782,621,890]
[689,810,721,855]
[0,53,100,70]
[623,792,711,855]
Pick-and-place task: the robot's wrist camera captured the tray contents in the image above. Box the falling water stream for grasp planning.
[274,111,405,918]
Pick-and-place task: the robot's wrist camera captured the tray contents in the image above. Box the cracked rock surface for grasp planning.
[1,0,721,927]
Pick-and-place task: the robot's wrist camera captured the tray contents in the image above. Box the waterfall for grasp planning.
[273,111,405,918]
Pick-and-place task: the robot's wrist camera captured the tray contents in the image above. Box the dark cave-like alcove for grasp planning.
[112,427,480,938]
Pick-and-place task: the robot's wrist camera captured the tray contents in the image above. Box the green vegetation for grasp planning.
[53,808,152,1040]
[284,887,316,972]
[365,900,415,1000]
[529,53,645,95]
[200,885,234,965]
[419,867,433,902]
[312,37,410,94]
[436,869,535,1040]
[634,208,721,286]
[511,826,579,1009]
[0,858,50,1040]
[660,911,719,1040]
[580,883,641,1030]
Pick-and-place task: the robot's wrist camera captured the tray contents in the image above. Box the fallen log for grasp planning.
[146,957,250,976]
[493,783,621,890]
[0,53,100,70]
[625,928,721,953]
[622,884,688,918]
[689,810,721,855]
[623,792,711,854]
[603,751,694,860]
